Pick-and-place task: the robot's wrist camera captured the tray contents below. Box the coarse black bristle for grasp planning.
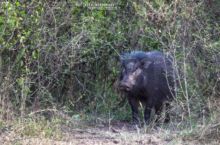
[120,51,147,61]
[120,50,163,61]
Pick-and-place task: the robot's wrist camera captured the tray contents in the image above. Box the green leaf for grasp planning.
[16,77,24,87]
[15,1,20,7]
[32,49,39,59]
[16,48,25,63]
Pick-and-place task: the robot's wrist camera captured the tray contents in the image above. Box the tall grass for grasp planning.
[0,0,219,142]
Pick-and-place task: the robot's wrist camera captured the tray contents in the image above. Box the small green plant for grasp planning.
[13,117,63,139]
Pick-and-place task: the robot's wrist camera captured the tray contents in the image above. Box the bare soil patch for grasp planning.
[1,120,218,145]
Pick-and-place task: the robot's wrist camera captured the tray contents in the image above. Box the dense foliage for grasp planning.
[0,0,219,127]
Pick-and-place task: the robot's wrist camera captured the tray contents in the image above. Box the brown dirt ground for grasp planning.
[1,120,219,145]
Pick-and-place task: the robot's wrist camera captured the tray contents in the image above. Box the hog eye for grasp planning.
[133,68,142,76]
[121,68,126,73]
[133,69,138,75]
[127,62,135,70]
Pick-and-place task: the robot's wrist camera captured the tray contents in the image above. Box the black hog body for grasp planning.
[118,50,175,124]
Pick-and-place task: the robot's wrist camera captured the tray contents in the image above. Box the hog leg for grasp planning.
[155,103,163,122]
[144,101,154,124]
[128,96,140,124]
[164,102,171,123]
[155,102,171,123]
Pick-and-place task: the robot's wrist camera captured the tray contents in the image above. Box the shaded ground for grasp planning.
[59,121,169,145]
[1,120,219,145]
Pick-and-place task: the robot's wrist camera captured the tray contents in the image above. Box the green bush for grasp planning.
[0,1,219,127]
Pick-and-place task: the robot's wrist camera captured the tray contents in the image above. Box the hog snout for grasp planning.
[119,82,132,91]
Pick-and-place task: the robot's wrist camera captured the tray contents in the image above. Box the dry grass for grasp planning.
[0,0,220,145]
[0,106,219,145]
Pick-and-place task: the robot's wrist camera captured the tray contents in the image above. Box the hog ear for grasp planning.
[119,55,123,64]
[119,54,123,61]
[140,59,152,69]
[119,52,126,62]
